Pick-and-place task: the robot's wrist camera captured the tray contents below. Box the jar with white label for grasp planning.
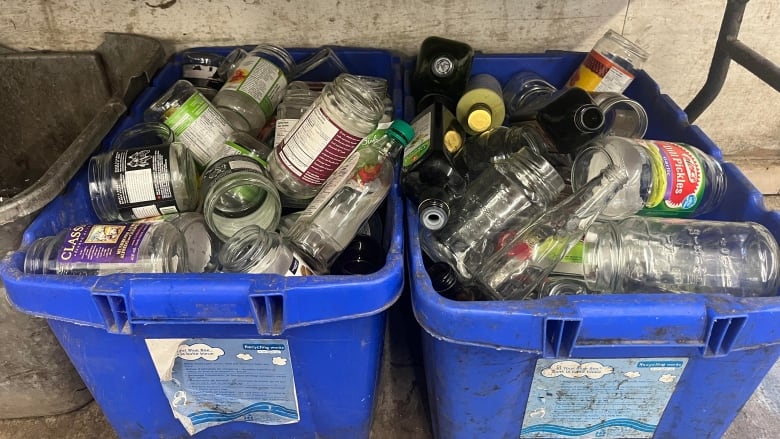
[268,73,384,207]
[212,44,295,136]
[144,80,237,167]
[218,225,313,276]
[200,154,282,241]
[88,142,198,222]
[24,222,186,275]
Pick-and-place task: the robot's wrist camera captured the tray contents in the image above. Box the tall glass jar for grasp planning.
[268,74,384,206]
[88,142,198,222]
[566,29,649,93]
[24,222,186,275]
[218,225,313,276]
[212,44,295,136]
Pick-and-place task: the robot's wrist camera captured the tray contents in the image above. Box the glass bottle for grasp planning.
[330,235,386,276]
[24,222,186,275]
[268,74,384,207]
[218,225,313,276]
[412,36,474,113]
[429,147,564,278]
[456,74,505,135]
[285,120,414,274]
[427,261,486,301]
[537,275,591,298]
[572,137,727,219]
[88,142,198,222]
[110,122,174,150]
[566,29,650,93]
[144,80,237,167]
[212,44,295,136]
[200,154,282,242]
[401,100,468,230]
[474,165,630,300]
[582,217,779,297]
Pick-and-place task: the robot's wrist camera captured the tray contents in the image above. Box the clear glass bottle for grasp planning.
[110,122,174,150]
[285,120,414,274]
[429,147,564,278]
[212,44,295,136]
[218,225,313,276]
[24,222,186,275]
[475,165,629,300]
[538,275,591,297]
[88,142,198,222]
[582,217,780,297]
[200,154,282,242]
[268,74,384,206]
[411,36,474,114]
[566,29,649,93]
[456,74,506,135]
[572,137,727,219]
[144,80,237,167]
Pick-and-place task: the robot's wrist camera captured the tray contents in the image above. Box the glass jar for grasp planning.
[218,225,313,276]
[268,73,384,206]
[181,51,225,100]
[24,222,186,275]
[589,92,648,138]
[212,44,295,136]
[566,29,649,93]
[503,71,557,118]
[88,142,198,222]
[110,122,174,150]
[200,154,281,241]
[355,75,393,122]
[141,213,221,273]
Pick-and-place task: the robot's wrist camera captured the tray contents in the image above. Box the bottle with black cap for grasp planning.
[411,36,474,113]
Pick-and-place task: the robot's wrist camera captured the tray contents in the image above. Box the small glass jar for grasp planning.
[200,154,282,241]
[589,92,648,138]
[24,222,186,275]
[268,73,384,206]
[218,225,313,276]
[110,122,174,150]
[567,30,649,93]
[142,213,221,273]
[89,142,198,222]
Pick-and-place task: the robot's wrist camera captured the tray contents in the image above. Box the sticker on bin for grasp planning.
[146,338,299,435]
[521,358,687,438]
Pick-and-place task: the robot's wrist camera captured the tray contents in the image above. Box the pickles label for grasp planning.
[403,111,432,169]
[641,141,705,217]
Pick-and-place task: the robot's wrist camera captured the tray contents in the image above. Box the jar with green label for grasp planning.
[212,44,295,136]
[571,137,726,219]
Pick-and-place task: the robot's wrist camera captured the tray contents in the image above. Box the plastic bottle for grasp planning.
[218,225,313,276]
[456,74,506,135]
[582,217,779,297]
[88,142,198,222]
[212,44,295,136]
[24,222,186,275]
[268,74,384,207]
[566,29,649,93]
[286,120,414,274]
[412,36,474,113]
[572,137,726,219]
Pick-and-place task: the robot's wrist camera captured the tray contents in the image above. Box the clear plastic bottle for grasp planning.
[582,217,780,297]
[572,137,727,219]
[212,44,295,136]
[566,29,650,93]
[24,222,186,275]
[456,74,505,135]
[144,80,237,167]
[268,74,384,206]
[88,142,198,222]
[285,120,414,273]
[200,154,282,242]
[218,225,313,276]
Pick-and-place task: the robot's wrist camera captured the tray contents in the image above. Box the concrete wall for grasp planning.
[2,0,778,154]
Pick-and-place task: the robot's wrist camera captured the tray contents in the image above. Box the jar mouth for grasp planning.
[330,74,384,123]
[218,225,267,272]
[591,92,648,138]
[603,30,650,64]
[204,173,282,241]
[110,122,174,150]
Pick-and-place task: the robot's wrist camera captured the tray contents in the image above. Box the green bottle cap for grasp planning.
[387,120,415,145]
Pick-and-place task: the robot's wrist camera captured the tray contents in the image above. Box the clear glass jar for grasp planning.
[223,131,273,163]
[583,217,780,297]
[144,80,236,167]
[142,213,221,273]
[89,142,198,222]
[273,89,321,148]
[200,154,281,241]
[212,44,295,136]
[572,137,726,219]
[355,75,393,122]
[503,71,557,118]
[110,122,174,150]
[567,29,649,93]
[24,222,186,275]
[218,225,313,276]
[589,92,648,138]
[268,73,384,206]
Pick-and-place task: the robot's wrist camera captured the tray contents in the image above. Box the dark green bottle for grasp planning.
[412,36,474,113]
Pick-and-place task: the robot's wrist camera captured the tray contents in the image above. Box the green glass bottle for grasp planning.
[412,36,474,113]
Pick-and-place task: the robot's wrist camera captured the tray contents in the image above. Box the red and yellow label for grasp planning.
[567,50,635,93]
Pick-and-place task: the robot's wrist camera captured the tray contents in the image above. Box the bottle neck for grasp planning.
[466,103,493,133]
[427,262,459,292]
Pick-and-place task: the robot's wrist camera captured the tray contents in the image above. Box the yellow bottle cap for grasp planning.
[443,129,463,154]
[467,108,492,133]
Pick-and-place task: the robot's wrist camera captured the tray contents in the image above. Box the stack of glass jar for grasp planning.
[23,45,412,279]
[406,33,780,302]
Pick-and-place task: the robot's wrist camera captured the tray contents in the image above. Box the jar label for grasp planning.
[222,56,288,118]
[163,92,233,166]
[402,111,432,170]
[567,50,634,93]
[274,118,298,148]
[641,141,706,217]
[111,146,179,219]
[276,107,364,186]
[551,240,585,276]
[247,246,314,276]
[57,223,150,265]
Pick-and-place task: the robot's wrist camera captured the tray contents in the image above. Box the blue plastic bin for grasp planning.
[405,52,780,439]
[0,47,405,439]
